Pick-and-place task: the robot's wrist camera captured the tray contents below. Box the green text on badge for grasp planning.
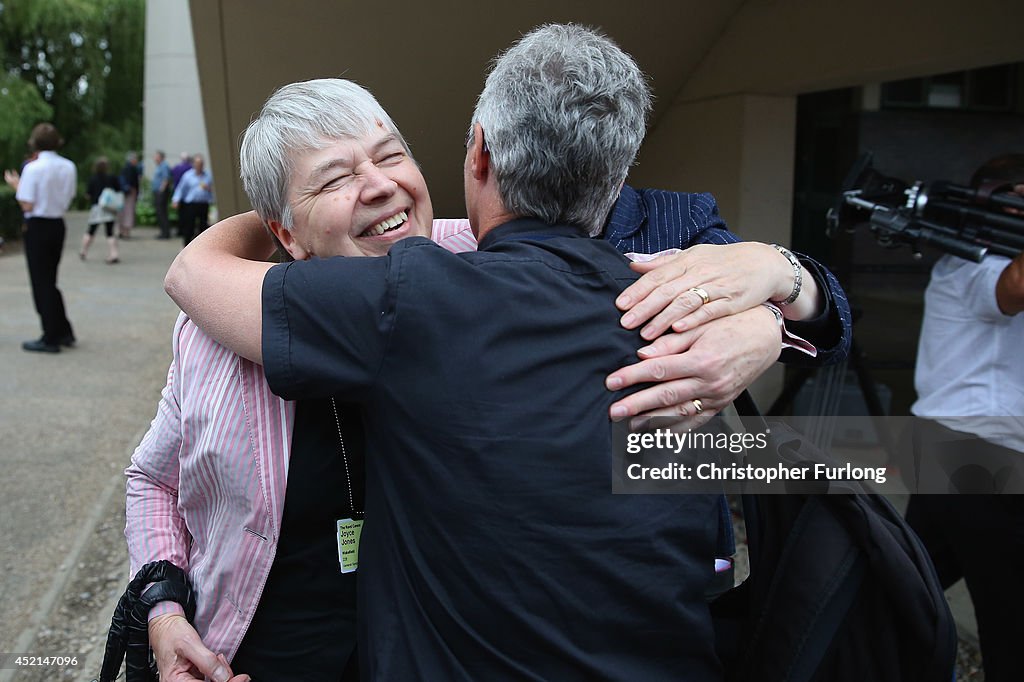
[337,518,363,574]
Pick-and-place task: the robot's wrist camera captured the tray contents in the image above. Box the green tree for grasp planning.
[0,0,144,171]
[0,73,53,168]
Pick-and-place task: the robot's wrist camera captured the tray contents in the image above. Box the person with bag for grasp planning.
[82,157,122,264]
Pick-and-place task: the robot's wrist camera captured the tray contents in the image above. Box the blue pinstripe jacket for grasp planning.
[605,186,852,366]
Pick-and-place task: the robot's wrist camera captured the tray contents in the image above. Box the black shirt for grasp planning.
[263,220,723,681]
[86,173,119,205]
[231,398,363,681]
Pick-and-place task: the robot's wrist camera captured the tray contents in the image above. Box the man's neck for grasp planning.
[468,191,518,242]
[473,212,519,243]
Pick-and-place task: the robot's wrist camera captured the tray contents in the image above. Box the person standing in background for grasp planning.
[81,157,121,264]
[172,154,214,246]
[119,151,140,239]
[905,154,1024,682]
[170,152,193,239]
[3,123,77,353]
[170,152,191,192]
[152,150,172,239]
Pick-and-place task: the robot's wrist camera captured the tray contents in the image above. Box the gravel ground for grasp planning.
[5,484,127,682]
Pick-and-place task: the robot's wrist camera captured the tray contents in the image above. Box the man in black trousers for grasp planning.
[4,123,77,353]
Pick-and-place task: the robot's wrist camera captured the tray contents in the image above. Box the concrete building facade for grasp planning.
[143,0,210,178]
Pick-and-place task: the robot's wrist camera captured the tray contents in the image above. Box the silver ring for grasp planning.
[692,398,704,415]
[688,287,710,306]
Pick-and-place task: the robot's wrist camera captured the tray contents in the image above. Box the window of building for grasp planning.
[880,64,1016,111]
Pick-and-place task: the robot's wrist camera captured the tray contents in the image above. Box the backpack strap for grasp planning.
[729,391,866,682]
[735,496,865,682]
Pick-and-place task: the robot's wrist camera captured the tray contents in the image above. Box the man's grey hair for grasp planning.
[470,24,651,236]
[240,78,411,229]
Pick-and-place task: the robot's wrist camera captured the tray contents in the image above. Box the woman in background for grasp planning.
[82,157,121,264]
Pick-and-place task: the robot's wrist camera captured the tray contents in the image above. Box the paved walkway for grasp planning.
[0,215,182,680]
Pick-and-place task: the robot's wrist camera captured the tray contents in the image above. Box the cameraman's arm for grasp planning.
[996,251,1024,316]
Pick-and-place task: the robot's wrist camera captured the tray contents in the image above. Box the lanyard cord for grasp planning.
[329,398,364,517]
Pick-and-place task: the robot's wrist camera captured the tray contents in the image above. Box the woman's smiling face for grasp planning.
[282,127,433,259]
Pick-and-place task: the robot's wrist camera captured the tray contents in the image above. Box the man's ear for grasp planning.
[267,219,308,261]
[468,122,490,183]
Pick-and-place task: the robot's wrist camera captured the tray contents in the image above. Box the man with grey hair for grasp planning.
[469,24,646,237]
[168,24,725,679]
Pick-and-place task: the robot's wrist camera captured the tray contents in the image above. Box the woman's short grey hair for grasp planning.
[470,24,651,236]
[240,78,411,229]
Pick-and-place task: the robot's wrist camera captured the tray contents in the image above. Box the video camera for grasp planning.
[827,153,1024,262]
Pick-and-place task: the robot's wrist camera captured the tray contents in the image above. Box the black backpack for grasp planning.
[711,392,957,682]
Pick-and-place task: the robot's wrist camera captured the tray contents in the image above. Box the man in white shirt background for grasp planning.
[905,154,1024,682]
[3,123,78,353]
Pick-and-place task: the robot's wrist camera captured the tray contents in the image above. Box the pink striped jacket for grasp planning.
[124,219,477,660]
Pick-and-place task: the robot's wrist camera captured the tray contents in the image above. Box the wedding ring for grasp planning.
[688,286,711,306]
[692,398,704,415]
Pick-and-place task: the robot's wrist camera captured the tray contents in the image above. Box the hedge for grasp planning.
[0,185,23,242]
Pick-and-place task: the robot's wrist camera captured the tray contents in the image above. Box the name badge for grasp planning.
[337,518,363,574]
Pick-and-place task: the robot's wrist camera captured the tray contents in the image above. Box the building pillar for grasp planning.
[143,0,209,185]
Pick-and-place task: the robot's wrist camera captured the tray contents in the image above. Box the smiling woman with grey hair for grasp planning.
[123,77,432,682]
[240,78,414,237]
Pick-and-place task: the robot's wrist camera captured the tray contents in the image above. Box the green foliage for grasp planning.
[133,192,179,227]
[0,0,145,179]
[135,197,156,226]
[0,185,25,242]
[0,0,145,241]
[0,74,53,170]
[102,0,145,132]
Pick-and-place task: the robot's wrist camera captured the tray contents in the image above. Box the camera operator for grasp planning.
[905,154,1024,682]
